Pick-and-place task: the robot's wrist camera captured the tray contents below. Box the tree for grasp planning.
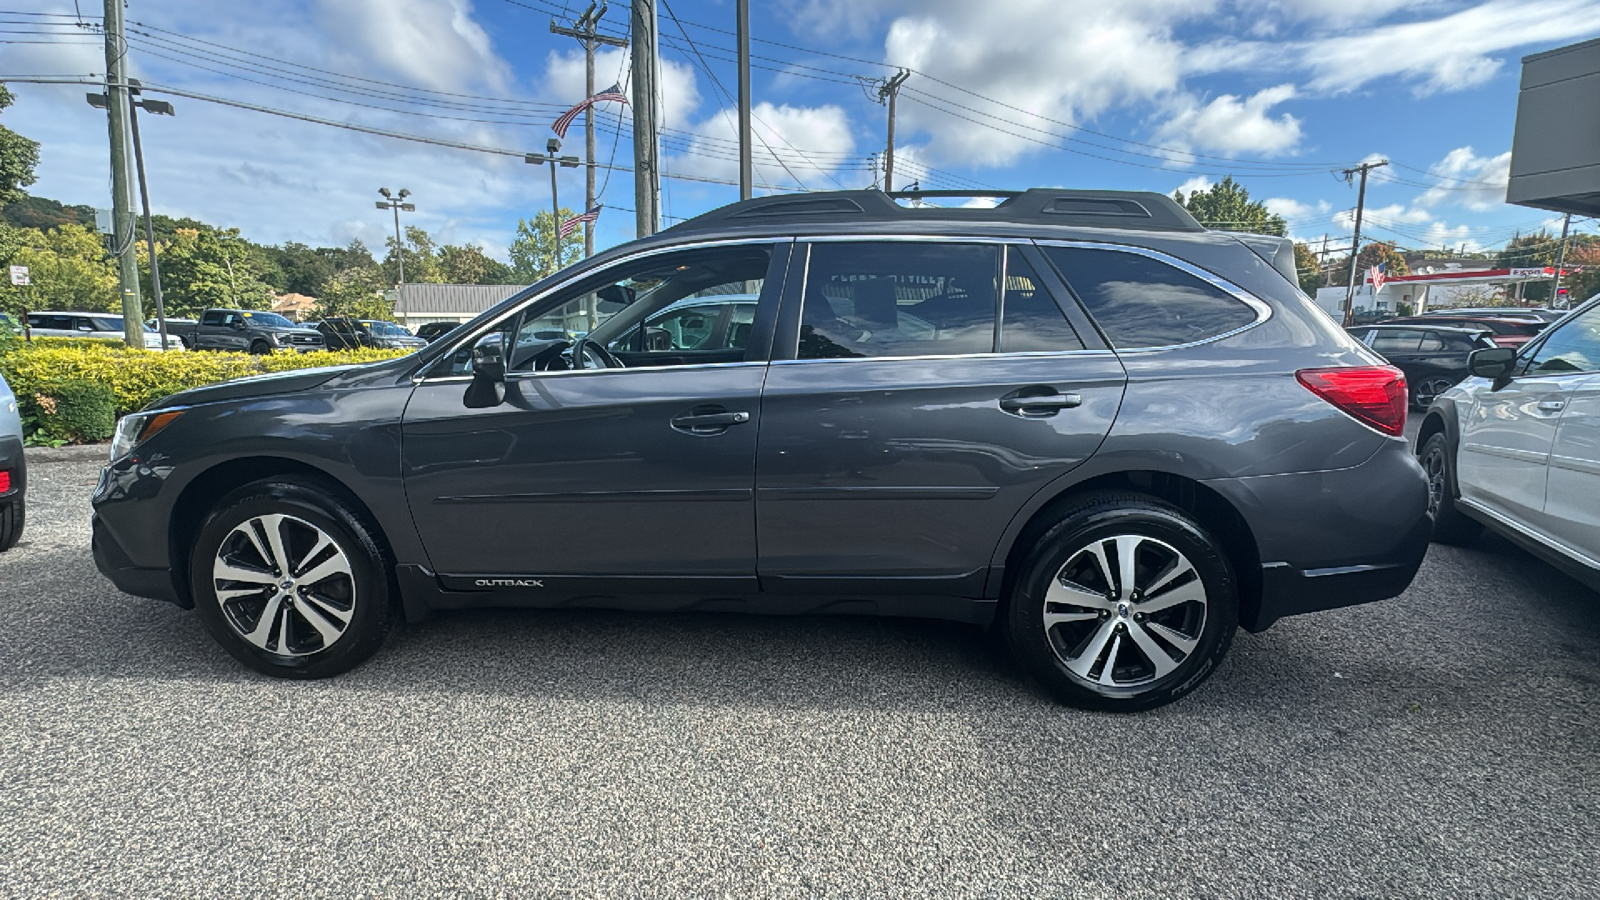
[0,86,40,208]
[438,243,512,284]
[272,241,336,296]
[1494,231,1576,303]
[1293,242,1321,293]
[1173,176,1286,237]
[0,223,118,315]
[316,239,377,274]
[382,225,442,285]
[507,209,583,283]
[1560,239,1600,308]
[1326,241,1409,287]
[313,266,393,320]
[1,195,95,231]
[152,227,277,317]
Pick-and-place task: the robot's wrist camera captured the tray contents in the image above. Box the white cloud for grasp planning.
[675,102,858,190]
[1155,84,1303,157]
[1264,196,1330,222]
[1174,175,1214,196]
[316,0,509,93]
[1411,146,1511,211]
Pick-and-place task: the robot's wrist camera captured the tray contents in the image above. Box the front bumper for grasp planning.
[92,513,184,605]
[1205,437,1431,632]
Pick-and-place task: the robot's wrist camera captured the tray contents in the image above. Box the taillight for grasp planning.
[0,471,9,493]
[1296,366,1408,437]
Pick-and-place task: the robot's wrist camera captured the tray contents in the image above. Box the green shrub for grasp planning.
[0,343,414,443]
[24,378,115,445]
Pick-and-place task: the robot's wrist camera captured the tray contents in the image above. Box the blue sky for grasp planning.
[3,0,1598,263]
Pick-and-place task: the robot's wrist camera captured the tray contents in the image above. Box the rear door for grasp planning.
[754,240,1125,598]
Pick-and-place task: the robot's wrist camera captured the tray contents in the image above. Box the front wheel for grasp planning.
[249,340,272,355]
[1419,432,1482,545]
[190,478,394,678]
[1007,492,1238,712]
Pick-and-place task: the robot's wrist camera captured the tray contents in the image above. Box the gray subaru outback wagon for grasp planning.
[93,190,1429,710]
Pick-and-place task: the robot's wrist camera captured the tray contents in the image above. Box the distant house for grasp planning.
[272,293,320,322]
[390,283,530,328]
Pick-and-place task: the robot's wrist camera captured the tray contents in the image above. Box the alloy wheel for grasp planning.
[1422,443,1447,519]
[211,513,357,657]
[1042,534,1208,688]
[1414,377,1454,409]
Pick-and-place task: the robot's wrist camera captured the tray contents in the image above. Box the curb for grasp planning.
[24,443,110,464]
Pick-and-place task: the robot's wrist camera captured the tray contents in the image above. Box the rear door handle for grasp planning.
[999,390,1083,417]
[1537,400,1567,413]
[671,407,751,435]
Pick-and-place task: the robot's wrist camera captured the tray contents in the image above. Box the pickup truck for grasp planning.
[166,309,325,353]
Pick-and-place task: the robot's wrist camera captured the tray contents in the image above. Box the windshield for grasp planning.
[242,311,297,328]
[361,320,411,336]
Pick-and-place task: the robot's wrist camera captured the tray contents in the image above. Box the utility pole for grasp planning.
[630,0,660,236]
[1320,234,1331,285]
[1551,212,1572,308]
[126,89,175,351]
[551,3,627,257]
[376,187,414,324]
[736,0,752,200]
[102,0,142,347]
[1340,159,1387,326]
[874,70,910,192]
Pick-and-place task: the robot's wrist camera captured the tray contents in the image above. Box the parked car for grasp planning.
[25,311,185,351]
[1418,296,1600,591]
[414,321,460,343]
[1381,314,1542,349]
[167,309,325,353]
[146,318,198,348]
[1348,324,1500,408]
[0,371,23,551]
[91,188,1430,711]
[316,317,427,351]
[1423,306,1560,324]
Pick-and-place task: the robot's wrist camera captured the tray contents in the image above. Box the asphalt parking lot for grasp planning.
[2,448,1597,898]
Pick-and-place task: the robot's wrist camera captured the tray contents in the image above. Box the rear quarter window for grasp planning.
[1041,246,1259,349]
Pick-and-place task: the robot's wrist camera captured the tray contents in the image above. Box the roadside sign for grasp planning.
[8,265,27,286]
[1510,267,1548,278]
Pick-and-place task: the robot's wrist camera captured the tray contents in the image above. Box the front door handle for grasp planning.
[1537,399,1567,413]
[671,406,751,435]
[999,389,1083,417]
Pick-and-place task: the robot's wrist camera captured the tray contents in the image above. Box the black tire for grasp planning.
[1006,492,1238,712]
[249,340,272,355]
[1411,375,1456,410]
[0,497,23,551]
[189,478,393,678]
[1419,432,1482,545]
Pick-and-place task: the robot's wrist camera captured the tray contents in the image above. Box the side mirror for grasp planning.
[464,332,507,408]
[231,320,247,330]
[1467,347,1517,386]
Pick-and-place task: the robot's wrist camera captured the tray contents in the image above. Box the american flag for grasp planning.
[560,205,602,238]
[552,83,629,139]
[1367,262,1387,293]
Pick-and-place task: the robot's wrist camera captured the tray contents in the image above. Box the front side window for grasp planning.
[436,244,772,376]
[798,242,997,360]
[1524,305,1600,375]
[200,310,226,326]
[1042,246,1258,349]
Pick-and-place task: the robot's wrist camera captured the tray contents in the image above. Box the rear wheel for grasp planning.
[190,478,393,678]
[1420,432,1482,545]
[0,497,23,551]
[1006,492,1238,712]
[1412,376,1456,409]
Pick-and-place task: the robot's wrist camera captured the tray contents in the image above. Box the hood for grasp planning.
[152,365,353,410]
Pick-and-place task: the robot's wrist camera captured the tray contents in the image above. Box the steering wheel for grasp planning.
[570,335,623,370]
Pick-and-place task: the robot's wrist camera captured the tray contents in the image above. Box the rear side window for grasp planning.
[1418,332,1446,352]
[1042,246,1258,349]
[999,248,1084,353]
[799,242,997,359]
[200,310,225,326]
[1370,329,1421,354]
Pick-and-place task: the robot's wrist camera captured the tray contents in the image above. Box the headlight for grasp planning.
[110,409,184,461]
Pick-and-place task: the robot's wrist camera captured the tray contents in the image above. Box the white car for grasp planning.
[1418,296,1600,589]
[25,311,186,351]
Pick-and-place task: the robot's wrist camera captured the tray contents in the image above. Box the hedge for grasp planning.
[21,378,116,446]
[0,342,415,425]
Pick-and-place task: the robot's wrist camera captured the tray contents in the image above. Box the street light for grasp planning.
[376,188,415,324]
[526,140,581,274]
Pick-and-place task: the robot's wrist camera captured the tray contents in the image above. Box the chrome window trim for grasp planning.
[419,359,769,385]
[1032,239,1274,352]
[770,349,1117,366]
[413,237,789,383]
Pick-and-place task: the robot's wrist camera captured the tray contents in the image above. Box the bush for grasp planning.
[23,378,115,445]
[0,342,415,442]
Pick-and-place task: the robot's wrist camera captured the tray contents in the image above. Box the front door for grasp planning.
[401,241,788,596]
[1531,304,1600,556]
[754,241,1126,597]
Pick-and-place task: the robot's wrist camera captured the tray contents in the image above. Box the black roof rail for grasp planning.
[665,188,1205,234]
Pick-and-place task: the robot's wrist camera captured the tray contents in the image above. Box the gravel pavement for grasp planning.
[2,449,1597,898]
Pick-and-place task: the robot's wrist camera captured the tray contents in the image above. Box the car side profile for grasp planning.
[92,189,1430,711]
[26,311,186,351]
[1347,323,1501,408]
[1418,296,1600,590]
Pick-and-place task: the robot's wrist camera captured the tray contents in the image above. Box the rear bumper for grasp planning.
[92,514,184,606]
[1205,438,1431,632]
